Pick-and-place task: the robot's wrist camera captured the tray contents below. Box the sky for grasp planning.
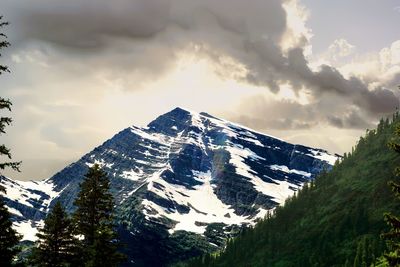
[0,0,399,181]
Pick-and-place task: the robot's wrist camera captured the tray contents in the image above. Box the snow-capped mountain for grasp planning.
[0,107,339,266]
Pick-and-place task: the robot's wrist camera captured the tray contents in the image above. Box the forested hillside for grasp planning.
[186,114,400,267]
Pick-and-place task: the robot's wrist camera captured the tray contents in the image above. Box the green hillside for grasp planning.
[185,114,400,267]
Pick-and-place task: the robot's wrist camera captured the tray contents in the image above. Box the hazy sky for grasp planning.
[0,0,399,181]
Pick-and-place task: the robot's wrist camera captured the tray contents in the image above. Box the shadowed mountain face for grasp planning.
[0,107,338,266]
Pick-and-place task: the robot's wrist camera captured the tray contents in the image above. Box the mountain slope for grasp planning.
[0,107,337,266]
[186,116,400,267]
[0,176,59,241]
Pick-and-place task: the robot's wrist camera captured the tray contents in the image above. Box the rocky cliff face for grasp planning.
[0,107,338,266]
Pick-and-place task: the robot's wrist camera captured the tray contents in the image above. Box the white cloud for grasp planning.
[380,40,400,70]
[309,38,400,94]
[328,39,355,59]
[281,0,313,54]
[334,40,400,89]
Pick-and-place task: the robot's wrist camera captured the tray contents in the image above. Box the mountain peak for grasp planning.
[155,107,220,121]
[170,106,193,113]
[2,108,338,265]
[146,107,194,136]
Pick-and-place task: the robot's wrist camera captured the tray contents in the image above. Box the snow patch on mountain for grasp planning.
[227,144,266,179]
[307,149,338,165]
[143,171,253,235]
[121,169,144,181]
[270,165,311,177]
[14,220,42,241]
[251,176,300,204]
[7,206,23,217]
[1,177,60,212]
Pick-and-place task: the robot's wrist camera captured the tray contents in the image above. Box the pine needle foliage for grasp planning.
[0,16,20,172]
[73,164,125,266]
[0,186,22,267]
[30,202,79,267]
[0,15,21,267]
[380,125,400,267]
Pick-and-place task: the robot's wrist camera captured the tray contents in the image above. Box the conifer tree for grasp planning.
[30,201,79,267]
[381,180,400,266]
[73,164,124,266]
[85,224,123,267]
[0,16,20,172]
[0,186,21,266]
[0,16,22,267]
[0,98,20,173]
[381,125,400,266]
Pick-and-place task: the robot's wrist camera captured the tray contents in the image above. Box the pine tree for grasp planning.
[0,17,20,172]
[0,97,21,173]
[382,181,400,266]
[0,186,21,267]
[30,201,79,267]
[381,124,400,266]
[353,240,362,267]
[0,16,22,267]
[85,224,123,267]
[73,164,124,266]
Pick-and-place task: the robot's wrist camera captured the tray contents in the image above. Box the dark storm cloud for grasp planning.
[6,0,286,49]
[327,111,372,129]
[232,95,374,131]
[2,0,399,125]
[230,97,317,130]
[283,49,399,115]
[7,0,171,48]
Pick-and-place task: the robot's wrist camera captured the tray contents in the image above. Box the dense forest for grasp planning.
[184,114,400,267]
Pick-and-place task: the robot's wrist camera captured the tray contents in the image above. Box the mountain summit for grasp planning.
[1,107,338,265]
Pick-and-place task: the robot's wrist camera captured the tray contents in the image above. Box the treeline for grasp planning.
[29,164,125,267]
[185,114,400,267]
[1,164,126,267]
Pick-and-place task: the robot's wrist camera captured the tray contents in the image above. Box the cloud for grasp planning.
[327,39,355,61]
[3,0,397,116]
[380,40,400,69]
[326,111,372,129]
[229,91,374,133]
[1,0,400,179]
